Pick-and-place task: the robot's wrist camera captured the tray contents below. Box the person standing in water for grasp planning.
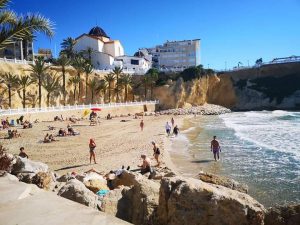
[165,122,171,136]
[89,138,97,164]
[171,117,175,127]
[140,120,144,131]
[211,136,221,161]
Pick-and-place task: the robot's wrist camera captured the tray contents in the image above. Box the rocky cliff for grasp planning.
[154,62,300,110]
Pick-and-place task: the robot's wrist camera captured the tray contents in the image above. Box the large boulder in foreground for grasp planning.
[101,171,160,225]
[58,179,101,210]
[12,157,48,175]
[198,172,248,193]
[265,204,300,225]
[158,176,265,225]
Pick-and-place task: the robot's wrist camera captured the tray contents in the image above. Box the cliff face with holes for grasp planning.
[154,62,300,110]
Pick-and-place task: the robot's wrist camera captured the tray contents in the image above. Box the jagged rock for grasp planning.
[84,179,109,193]
[12,157,48,175]
[57,173,75,182]
[0,150,16,173]
[265,204,300,225]
[32,172,53,190]
[198,172,248,193]
[101,187,133,222]
[58,179,101,210]
[158,176,265,225]
[111,170,139,189]
[101,171,160,225]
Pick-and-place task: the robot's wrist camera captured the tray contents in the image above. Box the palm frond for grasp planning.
[0,13,54,49]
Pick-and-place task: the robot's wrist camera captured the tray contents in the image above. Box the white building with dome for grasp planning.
[74,26,124,70]
[73,26,150,74]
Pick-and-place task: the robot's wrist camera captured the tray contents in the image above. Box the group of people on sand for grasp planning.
[165,117,179,136]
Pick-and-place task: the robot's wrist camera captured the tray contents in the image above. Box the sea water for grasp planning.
[170,111,300,207]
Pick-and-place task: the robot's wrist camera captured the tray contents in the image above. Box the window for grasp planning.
[131,59,139,65]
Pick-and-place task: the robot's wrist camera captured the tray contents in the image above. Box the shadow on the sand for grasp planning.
[55,163,90,171]
[190,159,214,164]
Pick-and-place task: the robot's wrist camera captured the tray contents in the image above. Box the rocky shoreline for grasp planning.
[156,104,231,115]
[1,151,299,225]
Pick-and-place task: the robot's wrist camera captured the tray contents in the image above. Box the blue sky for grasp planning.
[11,0,300,70]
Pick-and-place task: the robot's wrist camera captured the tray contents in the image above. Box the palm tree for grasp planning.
[96,79,107,103]
[29,56,50,108]
[111,67,123,102]
[17,75,34,108]
[56,54,70,105]
[42,74,61,107]
[72,55,86,101]
[146,68,158,100]
[2,72,18,108]
[142,76,150,100]
[83,62,93,103]
[87,78,98,104]
[120,74,132,102]
[104,73,115,103]
[0,0,54,49]
[68,76,81,104]
[81,47,94,64]
[60,37,77,59]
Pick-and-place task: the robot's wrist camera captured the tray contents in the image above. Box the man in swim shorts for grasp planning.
[211,136,221,161]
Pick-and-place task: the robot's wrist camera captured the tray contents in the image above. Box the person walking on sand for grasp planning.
[165,122,171,136]
[140,120,144,131]
[211,136,221,161]
[89,138,97,164]
[171,117,175,127]
[151,141,160,166]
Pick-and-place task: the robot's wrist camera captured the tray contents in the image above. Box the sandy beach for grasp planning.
[0,114,184,175]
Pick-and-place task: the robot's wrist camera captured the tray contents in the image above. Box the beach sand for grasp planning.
[0,115,184,175]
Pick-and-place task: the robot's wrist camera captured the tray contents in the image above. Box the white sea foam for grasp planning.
[220,111,300,159]
[181,126,196,134]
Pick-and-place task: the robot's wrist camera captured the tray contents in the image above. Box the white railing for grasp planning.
[0,100,159,116]
[0,57,51,66]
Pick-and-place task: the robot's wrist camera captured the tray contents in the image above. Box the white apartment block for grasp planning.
[140,39,200,72]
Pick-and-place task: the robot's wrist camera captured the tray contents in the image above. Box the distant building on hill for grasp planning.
[74,26,124,70]
[73,26,151,74]
[0,38,33,61]
[139,39,201,72]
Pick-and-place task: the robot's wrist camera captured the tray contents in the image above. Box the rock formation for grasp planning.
[198,171,248,193]
[158,176,265,225]
[57,179,101,210]
[264,204,300,225]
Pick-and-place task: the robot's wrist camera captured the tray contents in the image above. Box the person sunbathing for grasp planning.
[19,147,28,159]
[43,133,51,143]
[49,134,58,142]
[69,117,76,123]
[67,124,79,136]
[23,120,32,129]
[58,128,67,136]
[12,130,21,138]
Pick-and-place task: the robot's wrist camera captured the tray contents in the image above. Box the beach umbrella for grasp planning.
[90,107,101,111]
[83,109,91,117]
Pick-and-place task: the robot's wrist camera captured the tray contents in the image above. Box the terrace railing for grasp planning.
[0,100,159,116]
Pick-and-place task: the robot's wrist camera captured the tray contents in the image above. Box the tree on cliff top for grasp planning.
[0,0,54,49]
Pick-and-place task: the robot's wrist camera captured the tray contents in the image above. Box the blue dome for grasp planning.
[88,26,109,38]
